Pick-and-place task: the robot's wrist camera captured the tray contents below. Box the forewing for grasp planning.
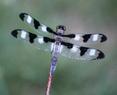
[62,33,107,43]
[19,13,57,35]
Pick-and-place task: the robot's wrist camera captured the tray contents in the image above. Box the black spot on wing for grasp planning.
[33,19,41,29]
[46,27,57,35]
[19,13,28,21]
[62,34,75,38]
[97,50,105,59]
[61,41,73,49]
[11,30,18,38]
[79,47,88,56]
[82,34,91,42]
[92,50,105,60]
[100,34,107,42]
[28,32,37,43]
[43,37,55,43]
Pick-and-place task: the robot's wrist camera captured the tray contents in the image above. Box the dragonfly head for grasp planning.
[56,25,66,35]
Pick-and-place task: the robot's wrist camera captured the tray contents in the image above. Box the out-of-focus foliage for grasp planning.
[0,0,117,95]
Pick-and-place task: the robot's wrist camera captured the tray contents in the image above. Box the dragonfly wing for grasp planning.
[19,13,57,35]
[11,29,55,52]
[60,41,105,60]
[62,33,107,43]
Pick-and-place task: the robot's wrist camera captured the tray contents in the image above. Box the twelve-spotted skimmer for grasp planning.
[11,13,107,95]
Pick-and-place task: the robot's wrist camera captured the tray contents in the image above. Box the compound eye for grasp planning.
[56,25,66,31]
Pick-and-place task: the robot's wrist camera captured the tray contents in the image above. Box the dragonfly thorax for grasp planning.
[54,25,66,44]
[56,25,66,35]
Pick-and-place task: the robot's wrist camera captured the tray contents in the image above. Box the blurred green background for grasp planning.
[0,0,117,95]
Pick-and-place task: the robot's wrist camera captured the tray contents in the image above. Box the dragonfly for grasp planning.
[11,13,107,95]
